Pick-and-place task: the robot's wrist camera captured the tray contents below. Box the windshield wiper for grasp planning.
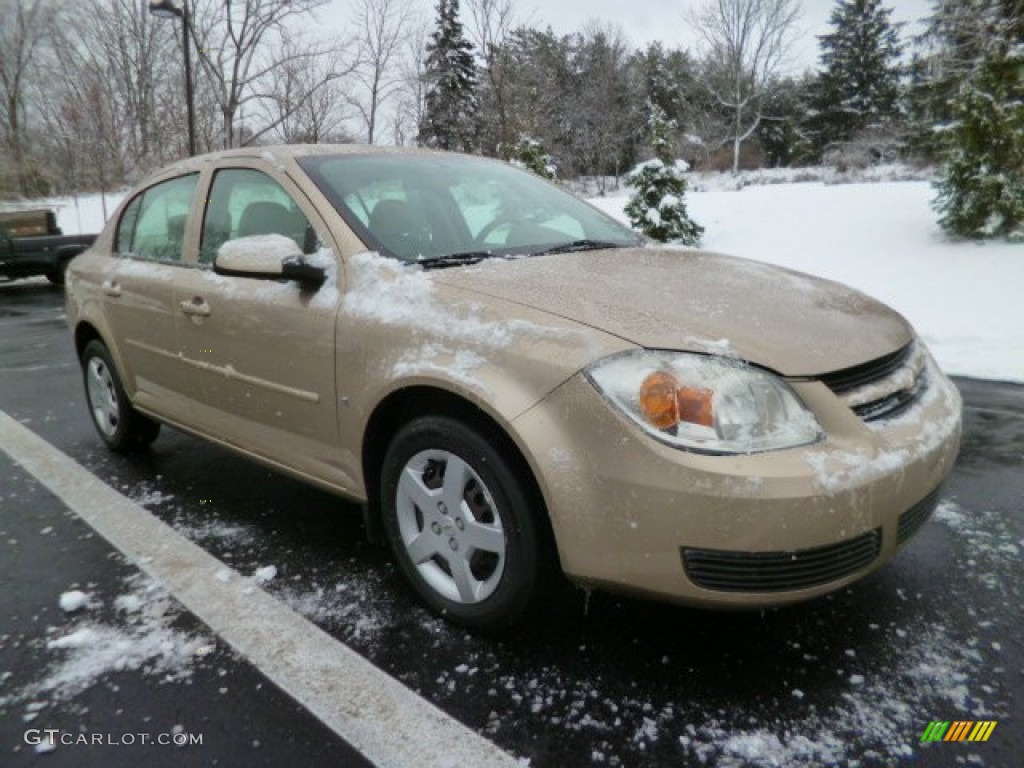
[415,251,494,269]
[533,239,625,256]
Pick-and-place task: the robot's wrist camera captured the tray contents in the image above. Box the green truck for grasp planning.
[0,209,96,285]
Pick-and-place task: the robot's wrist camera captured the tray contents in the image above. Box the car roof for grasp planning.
[156,144,456,178]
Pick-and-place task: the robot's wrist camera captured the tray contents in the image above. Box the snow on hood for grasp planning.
[434,247,915,377]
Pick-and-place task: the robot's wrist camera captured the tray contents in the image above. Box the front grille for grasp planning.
[897,486,942,546]
[851,370,928,422]
[819,343,914,395]
[682,529,882,592]
[818,342,929,423]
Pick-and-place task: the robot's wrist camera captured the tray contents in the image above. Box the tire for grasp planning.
[380,415,546,631]
[46,258,71,286]
[81,340,161,452]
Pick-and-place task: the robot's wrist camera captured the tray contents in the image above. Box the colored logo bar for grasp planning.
[921,721,997,742]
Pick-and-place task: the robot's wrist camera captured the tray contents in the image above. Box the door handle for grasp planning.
[179,297,211,318]
[102,280,122,298]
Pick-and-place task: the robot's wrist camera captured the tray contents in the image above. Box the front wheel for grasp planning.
[380,416,546,631]
[82,340,160,452]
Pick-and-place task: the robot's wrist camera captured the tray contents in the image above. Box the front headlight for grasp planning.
[585,350,823,454]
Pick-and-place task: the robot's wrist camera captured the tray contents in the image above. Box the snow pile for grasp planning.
[173,518,257,545]
[216,233,301,264]
[392,345,489,393]
[252,565,278,584]
[342,251,578,391]
[58,590,94,613]
[132,488,175,508]
[343,251,571,349]
[272,573,397,646]
[20,575,208,705]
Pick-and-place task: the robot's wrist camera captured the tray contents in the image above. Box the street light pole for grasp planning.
[149,0,196,157]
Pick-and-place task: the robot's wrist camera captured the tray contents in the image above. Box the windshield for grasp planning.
[298,153,644,264]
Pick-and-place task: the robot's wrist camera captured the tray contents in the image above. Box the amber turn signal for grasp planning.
[639,371,680,429]
[677,386,715,427]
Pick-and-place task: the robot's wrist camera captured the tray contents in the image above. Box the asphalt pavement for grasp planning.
[1,278,1020,767]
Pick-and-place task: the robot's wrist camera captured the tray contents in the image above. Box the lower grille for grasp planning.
[897,486,942,546]
[682,529,882,592]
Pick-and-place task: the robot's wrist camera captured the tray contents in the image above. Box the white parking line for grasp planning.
[0,410,523,768]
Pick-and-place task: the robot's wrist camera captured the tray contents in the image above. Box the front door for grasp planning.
[172,165,347,486]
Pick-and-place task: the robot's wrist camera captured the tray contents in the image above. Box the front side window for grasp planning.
[117,174,199,262]
[200,168,316,264]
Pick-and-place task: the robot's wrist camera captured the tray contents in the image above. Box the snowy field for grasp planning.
[6,170,1021,384]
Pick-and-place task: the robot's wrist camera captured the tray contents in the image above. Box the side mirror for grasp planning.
[214,234,325,288]
[281,256,326,286]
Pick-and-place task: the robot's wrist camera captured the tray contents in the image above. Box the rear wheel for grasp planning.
[46,257,72,286]
[82,340,160,452]
[380,415,546,631]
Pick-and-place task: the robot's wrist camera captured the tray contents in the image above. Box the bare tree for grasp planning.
[189,0,345,148]
[351,0,415,144]
[262,44,354,143]
[47,0,178,168]
[690,0,801,174]
[391,19,430,146]
[0,0,54,194]
[465,0,519,154]
[570,22,636,191]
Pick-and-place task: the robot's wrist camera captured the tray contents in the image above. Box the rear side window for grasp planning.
[115,174,199,262]
[199,168,316,264]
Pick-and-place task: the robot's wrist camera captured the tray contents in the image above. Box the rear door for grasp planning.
[172,163,348,487]
[102,173,201,423]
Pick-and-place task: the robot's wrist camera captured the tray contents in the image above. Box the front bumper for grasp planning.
[513,359,962,608]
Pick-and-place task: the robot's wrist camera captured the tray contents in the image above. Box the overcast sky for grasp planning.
[325,0,934,73]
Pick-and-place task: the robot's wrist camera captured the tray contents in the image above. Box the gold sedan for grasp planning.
[66,146,962,630]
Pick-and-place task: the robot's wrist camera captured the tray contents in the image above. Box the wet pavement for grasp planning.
[1,279,1021,767]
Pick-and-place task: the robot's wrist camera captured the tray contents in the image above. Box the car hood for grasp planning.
[433,247,914,377]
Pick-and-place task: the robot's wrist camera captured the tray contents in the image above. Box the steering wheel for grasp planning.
[473,213,520,246]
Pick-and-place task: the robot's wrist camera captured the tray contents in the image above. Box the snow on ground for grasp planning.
[4,574,209,713]
[589,175,1024,384]
[423,495,1019,767]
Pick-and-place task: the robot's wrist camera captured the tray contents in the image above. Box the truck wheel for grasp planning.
[380,415,546,631]
[46,258,71,286]
[82,340,161,452]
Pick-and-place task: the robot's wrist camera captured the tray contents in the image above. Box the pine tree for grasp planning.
[506,135,558,180]
[933,14,1024,239]
[815,0,904,148]
[624,104,703,245]
[910,0,1022,160]
[419,0,479,152]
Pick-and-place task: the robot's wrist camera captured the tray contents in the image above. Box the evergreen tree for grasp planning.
[815,0,904,148]
[909,0,1021,159]
[419,0,479,152]
[934,13,1024,239]
[506,135,557,180]
[625,104,703,245]
[758,74,819,167]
